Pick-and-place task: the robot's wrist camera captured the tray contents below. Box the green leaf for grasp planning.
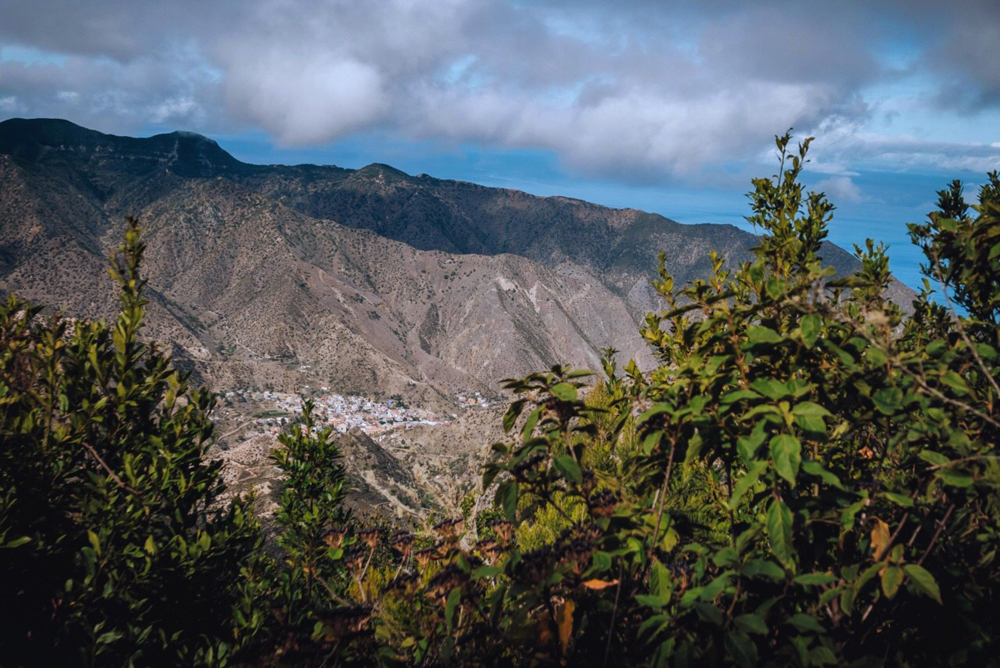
[498,481,518,522]
[637,614,671,641]
[872,387,902,415]
[472,565,502,579]
[797,414,828,437]
[712,547,738,569]
[866,346,888,367]
[751,378,791,400]
[637,402,673,425]
[743,559,785,582]
[767,499,794,571]
[660,527,679,553]
[787,613,824,634]
[881,492,914,508]
[521,406,542,439]
[747,325,785,346]
[735,525,761,555]
[445,587,462,631]
[650,560,673,600]
[1,536,31,549]
[801,460,844,490]
[737,421,768,464]
[88,529,101,557]
[904,564,942,604]
[728,460,768,510]
[553,455,582,485]
[794,572,836,586]
[881,565,903,599]
[642,429,663,455]
[792,401,832,418]
[722,389,761,404]
[693,602,724,626]
[851,562,882,608]
[636,594,668,609]
[734,613,768,636]
[823,339,857,366]
[700,571,734,601]
[724,630,758,668]
[770,434,802,486]
[96,630,124,645]
[935,469,974,488]
[973,342,997,362]
[550,382,578,402]
[808,645,838,665]
[502,400,526,433]
[800,314,821,348]
[941,370,971,396]
[744,404,782,420]
[591,551,612,573]
[926,339,947,357]
[918,449,950,467]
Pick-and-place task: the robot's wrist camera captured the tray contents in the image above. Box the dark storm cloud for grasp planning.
[921,0,1000,111]
[0,0,997,181]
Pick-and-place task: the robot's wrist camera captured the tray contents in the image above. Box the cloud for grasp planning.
[806,116,1000,175]
[0,0,998,181]
[0,44,218,133]
[0,95,22,113]
[815,176,863,203]
[905,0,1000,112]
[222,51,387,145]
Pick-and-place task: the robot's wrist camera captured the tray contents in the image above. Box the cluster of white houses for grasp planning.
[220,388,447,436]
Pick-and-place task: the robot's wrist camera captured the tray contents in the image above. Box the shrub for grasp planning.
[337,133,1000,665]
[0,219,262,666]
[3,135,999,666]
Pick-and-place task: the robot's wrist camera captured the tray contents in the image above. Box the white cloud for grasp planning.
[804,116,1000,175]
[1,0,999,180]
[0,95,22,113]
[221,51,387,145]
[815,176,863,202]
[151,96,199,124]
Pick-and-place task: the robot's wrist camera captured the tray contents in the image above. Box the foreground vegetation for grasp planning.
[2,134,998,665]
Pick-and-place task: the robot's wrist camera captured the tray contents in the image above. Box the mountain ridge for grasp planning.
[0,117,913,407]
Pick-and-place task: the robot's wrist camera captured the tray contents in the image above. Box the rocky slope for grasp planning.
[0,118,909,402]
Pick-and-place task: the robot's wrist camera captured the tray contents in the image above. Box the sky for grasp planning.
[2,0,1000,291]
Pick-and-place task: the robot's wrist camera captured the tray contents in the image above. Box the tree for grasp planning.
[256,400,362,663]
[0,219,262,666]
[344,133,1000,665]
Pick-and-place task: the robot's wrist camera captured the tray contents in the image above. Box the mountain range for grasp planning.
[0,118,911,408]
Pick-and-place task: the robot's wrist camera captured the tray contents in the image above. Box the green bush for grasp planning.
[0,220,262,666]
[345,133,1000,665]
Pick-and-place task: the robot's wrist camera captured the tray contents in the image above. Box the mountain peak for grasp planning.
[354,162,413,183]
[0,117,107,155]
[0,117,246,177]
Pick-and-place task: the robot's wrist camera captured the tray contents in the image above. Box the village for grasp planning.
[213,387,498,441]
